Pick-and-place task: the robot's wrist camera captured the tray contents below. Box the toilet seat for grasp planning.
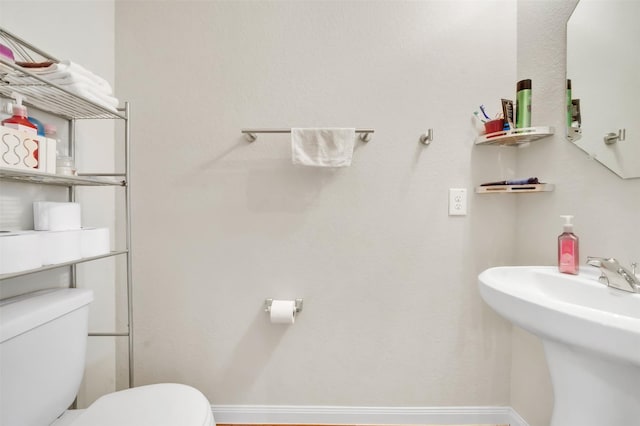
[71,383,214,426]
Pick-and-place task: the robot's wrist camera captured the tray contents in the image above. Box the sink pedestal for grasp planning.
[544,340,640,426]
[478,266,640,426]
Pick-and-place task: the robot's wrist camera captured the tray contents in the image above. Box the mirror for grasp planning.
[566,0,640,179]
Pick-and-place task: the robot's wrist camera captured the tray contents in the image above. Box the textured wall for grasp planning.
[6,1,634,420]
[116,0,518,407]
[514,0,640,425]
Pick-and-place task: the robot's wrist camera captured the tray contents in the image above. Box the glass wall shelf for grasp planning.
[475,126,555,146]
[475,183,555,194]
[567,126,582,142]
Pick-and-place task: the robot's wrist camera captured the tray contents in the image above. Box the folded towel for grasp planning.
[16,59,119,111]
[59,81,118,105]
[39,71,112,95]
[291,128,356,167]
[23,60,113,94]
[63,84,119,112]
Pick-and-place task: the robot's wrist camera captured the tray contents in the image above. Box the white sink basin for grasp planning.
[478,266,640,426]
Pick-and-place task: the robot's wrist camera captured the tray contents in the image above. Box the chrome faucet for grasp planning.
[586,256,640,293]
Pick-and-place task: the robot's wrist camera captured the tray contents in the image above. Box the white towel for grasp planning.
[27,60,113,94]
[62,82,120,111]
[18,60,119,111]
[291,128,356,167]
[40,72,111,93]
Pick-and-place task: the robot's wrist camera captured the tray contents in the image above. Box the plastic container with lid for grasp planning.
[56,156,76,176]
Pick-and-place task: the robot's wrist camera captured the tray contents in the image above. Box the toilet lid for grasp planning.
[72,383,214,426]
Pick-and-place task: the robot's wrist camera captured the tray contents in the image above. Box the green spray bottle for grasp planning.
[516,79,531,128]
[566,79,572,129]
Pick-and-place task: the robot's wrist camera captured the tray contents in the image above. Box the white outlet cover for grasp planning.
[449,188,467,216]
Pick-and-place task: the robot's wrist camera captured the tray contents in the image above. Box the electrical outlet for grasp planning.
[448,188,467,216]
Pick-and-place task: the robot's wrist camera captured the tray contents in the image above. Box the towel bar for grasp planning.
[242,128,374,142]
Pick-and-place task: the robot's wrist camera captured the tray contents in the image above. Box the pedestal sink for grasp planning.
[478,266,640,426]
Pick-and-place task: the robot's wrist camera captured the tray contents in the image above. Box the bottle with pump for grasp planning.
[28,115,45,137]
[558,215,579,275]
[1,93,37,134]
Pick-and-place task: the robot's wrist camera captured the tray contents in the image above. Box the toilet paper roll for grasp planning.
[33,202,81,231]
[39,230,82,265]
[270,300,297,324]
[80,227,111,258]
[0,231,42,274]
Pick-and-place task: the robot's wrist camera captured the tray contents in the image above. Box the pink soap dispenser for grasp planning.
[558,215,579,275]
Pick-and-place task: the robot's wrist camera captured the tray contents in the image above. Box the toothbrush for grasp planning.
[479,105,491,120]
[474,111,486,123]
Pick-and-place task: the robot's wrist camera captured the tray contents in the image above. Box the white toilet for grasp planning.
[0,288,215,426]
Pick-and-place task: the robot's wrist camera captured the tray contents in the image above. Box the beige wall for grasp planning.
[4,1,636,423]
[513,0,640,425]
[116,0,518,407]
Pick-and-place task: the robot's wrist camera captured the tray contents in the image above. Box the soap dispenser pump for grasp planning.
[558,215,579,275]
[1,93,37,134]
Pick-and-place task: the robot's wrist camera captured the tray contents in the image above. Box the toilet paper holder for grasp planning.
[264,298,304,313]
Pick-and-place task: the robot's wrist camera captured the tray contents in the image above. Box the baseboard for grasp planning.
[505,407,529,426]
[211,405,530,426]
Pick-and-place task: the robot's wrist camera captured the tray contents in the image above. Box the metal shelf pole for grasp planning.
[123,102,134,388]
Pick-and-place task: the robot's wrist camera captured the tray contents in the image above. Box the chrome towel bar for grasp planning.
[241,128,374,142]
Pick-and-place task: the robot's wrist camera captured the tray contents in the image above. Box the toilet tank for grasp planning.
[0,288,93,426]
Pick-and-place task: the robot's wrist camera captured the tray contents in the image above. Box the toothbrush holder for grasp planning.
[484,119,505,134]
